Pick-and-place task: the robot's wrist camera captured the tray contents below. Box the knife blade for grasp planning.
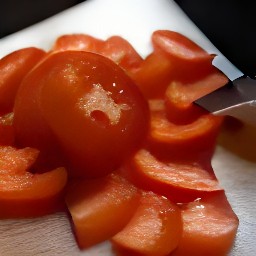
[174,1,256,126]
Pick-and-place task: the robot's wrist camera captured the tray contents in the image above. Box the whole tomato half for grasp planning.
[15,51,149,178]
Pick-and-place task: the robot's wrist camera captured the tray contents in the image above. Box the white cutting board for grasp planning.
[0,0,255,255]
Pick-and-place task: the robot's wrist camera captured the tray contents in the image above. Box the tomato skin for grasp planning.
[52,34,105,53]
[0,47,46,114]
[0,113,14,146]
[15,51,149,177]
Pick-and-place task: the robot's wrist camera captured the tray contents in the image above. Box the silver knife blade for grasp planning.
[195,76,256,126]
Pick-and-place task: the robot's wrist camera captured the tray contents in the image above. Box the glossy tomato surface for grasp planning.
[15,51,149,177]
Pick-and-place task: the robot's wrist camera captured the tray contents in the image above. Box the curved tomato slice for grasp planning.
[100,36,143,73]
[112,191,182,256]
[65,173,140,249]
[148,100,223,162]
[128,149,222,203]
[38,51,149,177]
[0,47,46,114]
[52,34,104,53]
[173,192,239,256]
[0,146,67,218]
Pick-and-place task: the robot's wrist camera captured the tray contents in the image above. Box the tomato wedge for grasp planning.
[172,192,239,256]
[112,191,182,256]
[65,173,140,249]
[0,146,67,218]
[0,47,46,114]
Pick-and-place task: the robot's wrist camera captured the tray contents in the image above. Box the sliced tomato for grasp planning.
[0,146,67,218]
[0,47,46,114]
[0,112,14,146]
[65,172,140,249]
[152,30,218,83]
[127,149,222,203]
[112,191,182,256]
[38,51,149,177]
[51,33,105,53]
[172,192,239,256]
[148,99,223,162]
[13,54,64,172]
[165,72,228,124]
[100,36,143,74]
[130,52,175,99]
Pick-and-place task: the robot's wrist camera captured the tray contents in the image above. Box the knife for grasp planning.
[1,0,255,125]
[174,1,256,126]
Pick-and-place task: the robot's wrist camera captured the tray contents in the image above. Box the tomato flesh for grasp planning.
[65,173,140,248]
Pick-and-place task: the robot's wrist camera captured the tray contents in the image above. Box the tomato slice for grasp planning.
[128,149,222,203]
[165,72,228,124]
[173,192,239,256]
[38,51,149,177]
[130,52,175,99]
[100,36,143,74]
[152,30,213,63]
[148,99,223,162]
[0,146,67,218]
[65,173,140,249]
[0,47,46,114]
[112,191,182,256]
[52,34,105,53]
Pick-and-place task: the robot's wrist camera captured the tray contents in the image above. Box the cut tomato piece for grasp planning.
[152,30,212,63]
[165,72,228,124]
[0,146,67,218]
[100,36,143,73]
[172,192,239,256]
[52,33,105,52]
[112,191,182,256]
[148,100,223,161]
[152,30,218,83]
[65,173,141,249]
[0,47,46,114]
[38,51,149,177]
[0,112,14,146]
[130,52,175,99]
[128,149,222,203]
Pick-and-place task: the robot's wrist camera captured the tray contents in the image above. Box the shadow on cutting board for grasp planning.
[217,116,256,163]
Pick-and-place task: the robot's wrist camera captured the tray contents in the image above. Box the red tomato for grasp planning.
[0,146,67,218]
[147,99,223,162]
[0,47,46,114]
[52,34,104,53]
[151,30,217,84]
[128,149,222,203]
[0,112,14,145]
[173,192,239,256]
[15,51,149,177]
[130,52,175,99]
[100,36,143,73]
[65,172,141,249]
[112,191,182,256]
